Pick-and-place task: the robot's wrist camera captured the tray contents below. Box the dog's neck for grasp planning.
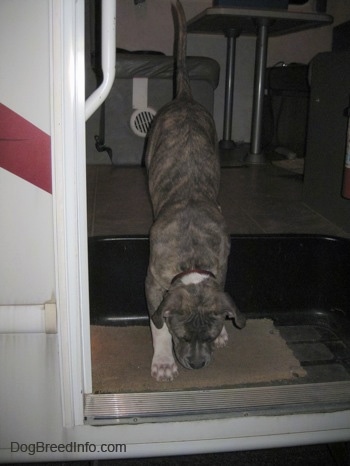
[171,269,215,286]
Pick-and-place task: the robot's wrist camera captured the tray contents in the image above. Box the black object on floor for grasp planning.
[88,234,350,328]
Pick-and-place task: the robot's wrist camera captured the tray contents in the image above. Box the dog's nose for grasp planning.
[189,360,206,369]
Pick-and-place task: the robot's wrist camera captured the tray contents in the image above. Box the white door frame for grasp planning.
[50,0,91,427]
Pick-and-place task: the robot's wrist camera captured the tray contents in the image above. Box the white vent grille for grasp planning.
[130,108,156,138]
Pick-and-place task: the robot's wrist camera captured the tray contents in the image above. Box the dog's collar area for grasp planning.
[171,269,216,285]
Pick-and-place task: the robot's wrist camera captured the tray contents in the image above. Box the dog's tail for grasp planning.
[174,0,192,100]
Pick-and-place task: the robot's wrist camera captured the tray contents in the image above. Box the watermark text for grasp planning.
[11,441,127,456]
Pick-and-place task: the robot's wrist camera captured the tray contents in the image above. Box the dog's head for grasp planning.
[151,279,245,370]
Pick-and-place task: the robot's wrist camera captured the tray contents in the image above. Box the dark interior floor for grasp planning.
[86,160,349,238]
[85,158,349,465]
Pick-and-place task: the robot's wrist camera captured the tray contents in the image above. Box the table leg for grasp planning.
[219,28,246,166]
[220,28,239,148]
[246,18,270,164]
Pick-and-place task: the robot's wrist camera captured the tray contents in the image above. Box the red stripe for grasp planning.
[0,103,52,194]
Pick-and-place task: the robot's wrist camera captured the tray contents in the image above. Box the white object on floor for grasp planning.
[273,158,305,175]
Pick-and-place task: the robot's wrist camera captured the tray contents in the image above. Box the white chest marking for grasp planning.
[181,272,209,285]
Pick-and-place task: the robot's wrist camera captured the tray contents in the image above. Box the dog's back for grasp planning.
[146,0,220,219]
[145,1,245,381]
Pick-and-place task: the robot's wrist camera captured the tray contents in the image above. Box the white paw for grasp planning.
[214,325,228,348]
[151,355,178,382]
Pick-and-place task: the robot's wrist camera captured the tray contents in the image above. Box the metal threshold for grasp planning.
[85,381,350,425]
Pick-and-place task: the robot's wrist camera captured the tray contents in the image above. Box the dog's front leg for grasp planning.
[150,320,178,381]
[214,324,228,348]
[146,271,178,381]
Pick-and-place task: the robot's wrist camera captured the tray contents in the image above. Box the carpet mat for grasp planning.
[91,319,306,393]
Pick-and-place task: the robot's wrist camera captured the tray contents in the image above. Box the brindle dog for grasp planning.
[145,0,245,381]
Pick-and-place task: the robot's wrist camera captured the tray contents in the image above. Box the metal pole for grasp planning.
[220,28,240,150]
[247,18,270,163]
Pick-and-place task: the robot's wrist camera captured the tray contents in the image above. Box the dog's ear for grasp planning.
[151,287,185,329]
[218,292,246,329]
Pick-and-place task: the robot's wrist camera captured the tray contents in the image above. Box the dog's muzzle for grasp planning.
[173,338,213,370]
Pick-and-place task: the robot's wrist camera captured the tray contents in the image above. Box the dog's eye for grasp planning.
[202,337,213,343]
[201,334,215,343]
[206,327,222,342]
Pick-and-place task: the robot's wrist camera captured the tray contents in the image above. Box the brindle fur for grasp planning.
[145,0,245,381]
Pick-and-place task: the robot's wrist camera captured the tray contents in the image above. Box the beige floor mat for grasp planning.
[91,319,306,393]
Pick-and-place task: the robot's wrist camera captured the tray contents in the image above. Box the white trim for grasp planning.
[50,0,91,428]
[132,77,148,110]
[0,304,57,334]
